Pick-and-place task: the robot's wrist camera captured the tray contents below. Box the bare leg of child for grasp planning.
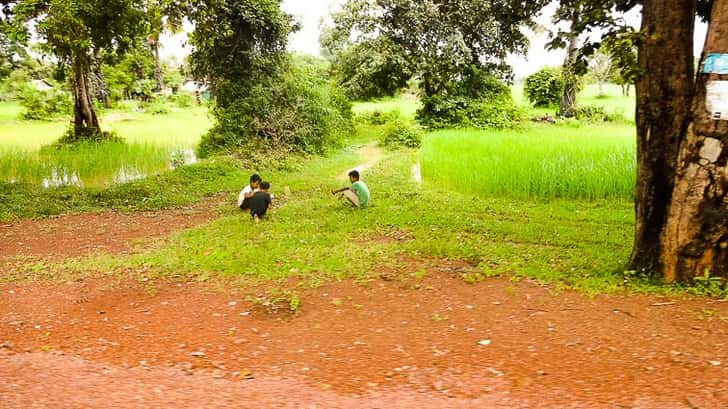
[343,190,360,208]
[253,214,260,223]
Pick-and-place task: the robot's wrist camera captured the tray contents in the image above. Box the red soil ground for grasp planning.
[1,204,727,408]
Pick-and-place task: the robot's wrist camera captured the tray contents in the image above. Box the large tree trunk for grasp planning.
[150,36,164,92]
[71,59,101,138]
[558,14,580,118]
[89,65,111,109]
[628,0,696,274]
[660,0,728,282]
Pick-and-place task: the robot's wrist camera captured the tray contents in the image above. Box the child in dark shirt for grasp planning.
[249,181,272,223]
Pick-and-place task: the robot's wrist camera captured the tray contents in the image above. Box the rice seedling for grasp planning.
[420,124,636,200]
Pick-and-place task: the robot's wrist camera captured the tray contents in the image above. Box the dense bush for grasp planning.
[575,105,624,123]
[198,63,353,158]
[332,38,412,101]
[356,109,401,125]
[168,92,195,108]
[142,97,170,115]
[18,85,72,120]
[523,67,564,107]
[416,75,523,130]
[382,119,422,148]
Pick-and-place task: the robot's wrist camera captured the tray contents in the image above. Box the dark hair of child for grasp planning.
[260,181,270,190]
[250,174,262,183]
[348,170,360,180]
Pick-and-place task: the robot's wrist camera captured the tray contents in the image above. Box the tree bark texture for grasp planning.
[558,15,580,118]
[72,58,101,137]
[660,0,728,281]
[150,37,164,92]
[629,0,696,274]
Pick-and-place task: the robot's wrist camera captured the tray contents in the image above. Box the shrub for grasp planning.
[382,119,422,148]
[524,67,564,107]
[198,63,353,158]
[416,71,522,130]
[416,90,523,130]
[18,85,72,120]
[575,105,624,122]
[356,109,401,125]
[143,97,170,115]
[332,38,411,101]
[168,92,195,108]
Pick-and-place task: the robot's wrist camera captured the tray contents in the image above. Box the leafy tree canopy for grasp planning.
[185,0,295,94]
[326,0,548,98]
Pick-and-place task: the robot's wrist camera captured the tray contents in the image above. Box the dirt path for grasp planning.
[1,269,727,408]
[0,194,226,261]
[337,142,385,181]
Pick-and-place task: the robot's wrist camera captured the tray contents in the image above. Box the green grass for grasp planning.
[420,124,636,200]
[0,102,211,151]
[0,142,178,187]
[0,103,212,187]
[5,123,720,298]
[27,137,641,296]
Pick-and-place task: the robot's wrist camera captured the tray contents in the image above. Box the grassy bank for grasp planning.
[30,142,643,296]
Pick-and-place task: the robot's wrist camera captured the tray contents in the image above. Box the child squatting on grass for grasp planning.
[248,181,272,223]
[332,170,370,209]
[238,173,262,212]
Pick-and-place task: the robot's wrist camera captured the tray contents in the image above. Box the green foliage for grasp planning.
[417,75,523,129]
[133,79,157,101]
[142,97,170,115]
[56,128,123,145]
[575,104,624,123]
[355,109,402,126]
[102,49,156,101]
[168,92,195,108]
[0,69,32,101]
[162,65,185,92]
[327,0,548,101]
[186,0,293,91]
[198,63,353,158]
[330,38,412,101]
[188,0,329,154]
[18,85,72,120]
[382,119,422,149]
[524,67,564,107]
[689,270,727,298]
[4,0,147,138]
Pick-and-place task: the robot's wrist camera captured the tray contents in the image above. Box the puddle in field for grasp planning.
[20,148,199,189]
[42,168,83,189]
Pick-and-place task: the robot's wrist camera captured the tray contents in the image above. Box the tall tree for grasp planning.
[661,0,727,281]
[549,0,723,281]
[549,1,624,117]
[3,0,146,140]
[145,0,183,92]
[328,0,547,99]
[629,0,696,275]
[588,50,613,96]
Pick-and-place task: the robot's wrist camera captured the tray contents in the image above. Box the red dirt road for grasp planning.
[1,274,727,408]
[1,205,727,408]
[0,195,223,261]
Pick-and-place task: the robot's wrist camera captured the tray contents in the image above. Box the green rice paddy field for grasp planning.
[1,84,635,198]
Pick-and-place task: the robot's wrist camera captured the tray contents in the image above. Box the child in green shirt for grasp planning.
[332,170,370,208]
